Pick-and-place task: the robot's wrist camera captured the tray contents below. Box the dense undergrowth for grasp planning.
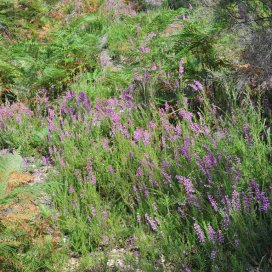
[0,0,272,271]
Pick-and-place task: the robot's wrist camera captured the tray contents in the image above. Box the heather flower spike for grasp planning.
[179,58,185,77]
[194,223,205,244]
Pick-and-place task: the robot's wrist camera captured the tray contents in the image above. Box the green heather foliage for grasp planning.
[0,1,271,271]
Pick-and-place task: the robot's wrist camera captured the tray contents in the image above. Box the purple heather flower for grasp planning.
[41,156,50,165]
[162,161,169,169]
[108,165,115,174]
[110,111,120,124]
[243,123,251,145]
[101,138,109,150]
[134,128,144,143]
[221,195,232,211]
[222,213,231,229]
[204,153,217,168]
[48,108,55,119]
[69,105,75,119]
[120,91,135,108]
[162,172,171,184]
[179,59,184,77]
[183,265,191,272]
[128,118,133,126]
[208,194,219,211]
[232,190,241,211]
[178,206,186,219]
[251,179,270,211]
[69,185,75,194]
[184,136,190,147]
[143,130,151,146]
[150,63,158,71]
[83,98,91,112]
[77,92,86,102]
[218,230,224,244]
[91,174,96,185]
[16,114,22,124]
[194,223,205,244]
[145,214,158,232]
[161,136,166,149]
[210,250,217,260]
[143,184,149,197]
[136,167,143,177]
[86,159,92,173]
[208,225,217,243]
[149,120,155,129]
[261,195,270,212]
[47,118,54,133]
[189,83,198,91]
[140,44,151,53]
[180,146,191,161]
[175,125,182,136]
[136,213,141,223]
[164,102,170,112]
[190,122,202,134]
[194,80,203,90]
[60,157,65,167]
[149,177,159,188]
[189,80,203,91]
[175,79,180,89]
[176,176,195,197]
[134,71,142,81]
[242,192,251,213]
[178,109,193,122]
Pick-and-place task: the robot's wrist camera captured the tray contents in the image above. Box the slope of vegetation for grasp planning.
[0,1,271,271]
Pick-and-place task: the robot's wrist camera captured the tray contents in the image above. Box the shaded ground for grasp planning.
[0,150,62,271]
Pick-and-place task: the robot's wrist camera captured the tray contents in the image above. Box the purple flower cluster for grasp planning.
[207,194,219,211]
[189,80,203,91]
[134,128,151,146]
[176,176,195,198]
[84,159,96,185]
[0,102,33,128]
[194,223,205,244]
[145,214,158,232]
[250,179,270,212]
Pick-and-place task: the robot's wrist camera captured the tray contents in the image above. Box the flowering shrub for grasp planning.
[0,102,33,128]
[37,66,271,269]
[0,102,48,155]
[0,57,271,270]
[1,1,271,271]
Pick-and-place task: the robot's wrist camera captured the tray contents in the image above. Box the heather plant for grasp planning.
[0,102,37,155]
[33,64,270,270]
[0,56,271,270]
[0,1,272,271]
